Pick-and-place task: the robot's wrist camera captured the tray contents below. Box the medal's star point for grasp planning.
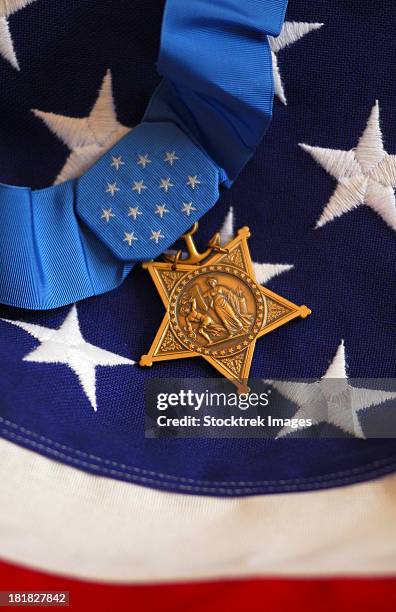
[101,208,115,222]
[159,178,174,192]
[32,70,131,184]
[301,102,396,231]
[1,305,133,411]
[128,206,143,220]
[132,180,147,195]
[137,154,151,168]
[164,151,179,165]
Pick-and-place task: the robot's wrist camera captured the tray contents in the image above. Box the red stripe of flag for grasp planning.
[0,561,395,612]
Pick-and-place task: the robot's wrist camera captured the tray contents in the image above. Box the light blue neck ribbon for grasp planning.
[0,0,287,309]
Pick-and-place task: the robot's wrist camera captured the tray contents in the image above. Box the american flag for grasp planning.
[0,0,396,610]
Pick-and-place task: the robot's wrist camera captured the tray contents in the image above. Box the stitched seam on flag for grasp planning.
[2,426,396,495]
[1,415,393,485]
[1,417,396,491]
[0,416,394,485]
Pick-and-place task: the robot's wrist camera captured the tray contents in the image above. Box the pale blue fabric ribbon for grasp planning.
[0,0,287,309]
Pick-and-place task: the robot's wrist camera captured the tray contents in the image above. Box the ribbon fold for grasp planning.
[0,0,287,309]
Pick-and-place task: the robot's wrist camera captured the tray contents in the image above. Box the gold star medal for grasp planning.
[140,224,311,392]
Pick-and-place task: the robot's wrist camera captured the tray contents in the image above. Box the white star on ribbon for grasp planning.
[164,151,179,165]
[300,102,396,230]
[32,70,131,184]
[132,180,147,195]
[219,208,294,284]
[270,341,396,439]
[150,230,165,244]
[181,202,196,216]
[0,0,37,70]
[123,231,138,246]
[128,206,143,220]
[159,178,174,193]
[101,208,115,222]
[187,175,200,189]
[106,182,119,197]
[268,21,323,105]
[155,204,169,218]
[1,306,134,411]
[111,156,124,170]
[137,154,151,169]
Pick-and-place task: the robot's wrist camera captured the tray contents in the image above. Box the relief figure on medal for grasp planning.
[176,272,257,353]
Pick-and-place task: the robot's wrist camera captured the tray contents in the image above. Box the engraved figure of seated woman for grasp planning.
[203,278,254,338]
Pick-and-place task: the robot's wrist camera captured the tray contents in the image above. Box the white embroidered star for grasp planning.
[106,182,119,197]
[300,102,396,231]
[150,230,165,244]
[164,151,179,165]
[159,178,174,193]
[32,70,131,184]
[268,21,323,105]
[1,305,133,411]
[267,341,396,439]
[128,206,143,220]
[111,155,124,170]
[101,208,115,222]
[0,0,37,70]
[132,180,147,195]
[137,154,151,168]
[106,182,120,197]
[155,204,170,218]
[219,208,294,284]
[181,202,196,216]
[123,231,138,246]
[187,175,201,189]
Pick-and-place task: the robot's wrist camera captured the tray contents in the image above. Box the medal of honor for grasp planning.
[140,224,311,392]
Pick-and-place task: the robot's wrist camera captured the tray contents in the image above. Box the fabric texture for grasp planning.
[76,122,221,262]
[0,0,285,310]
[1,438,396,582]
[0,0,395,599]
[146,0,287,183]
[0,0,395,495]
[2,561,396,612]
